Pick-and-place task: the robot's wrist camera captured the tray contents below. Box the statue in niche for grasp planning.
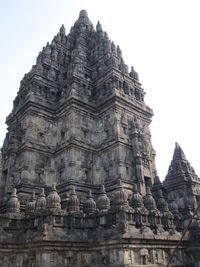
[123,81,129,95]
[130,117,141,135]
[37,170,45,185]
[111,76,118,90]
[35,159,46,184]
[135,117,142,131]
[130,119,142,156]
[141,132,151,156]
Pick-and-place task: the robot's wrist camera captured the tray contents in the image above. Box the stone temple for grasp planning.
[0,10,200,267]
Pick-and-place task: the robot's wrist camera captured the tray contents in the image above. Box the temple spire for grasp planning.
[173,142,186,161]
[96,21,103,32]
[79,9,89,18]
[165,142,198,183]
[74,9,93,30]
[59,24,66,36]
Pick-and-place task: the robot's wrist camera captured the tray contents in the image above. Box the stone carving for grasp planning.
[6,188,20,214]
[46,184,61,211]
[96,185,110,212]
[0,9,199,267]
[25,191,36,215]
[68,186,80,213]
[36,188,46,211]
[84,190,96,214]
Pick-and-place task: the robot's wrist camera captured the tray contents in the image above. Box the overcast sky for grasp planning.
[0,0,199,180]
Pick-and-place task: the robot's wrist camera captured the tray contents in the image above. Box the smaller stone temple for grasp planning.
[0,10,200,267]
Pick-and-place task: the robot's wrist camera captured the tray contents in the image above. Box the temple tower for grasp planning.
[0,10,199,267]
[0,10,156,206]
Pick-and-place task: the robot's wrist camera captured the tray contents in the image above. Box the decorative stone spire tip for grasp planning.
[12,188,17,196]
[52,183,56,191]
[41,188,45,196]
[79,10,88,18]
[173,142,186,161]
[96,21,103,32]
[100,184,106,193]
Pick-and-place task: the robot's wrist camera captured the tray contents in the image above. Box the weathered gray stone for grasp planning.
[0,9,200,267]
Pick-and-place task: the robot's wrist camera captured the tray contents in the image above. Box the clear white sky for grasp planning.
[0,0,200,180]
